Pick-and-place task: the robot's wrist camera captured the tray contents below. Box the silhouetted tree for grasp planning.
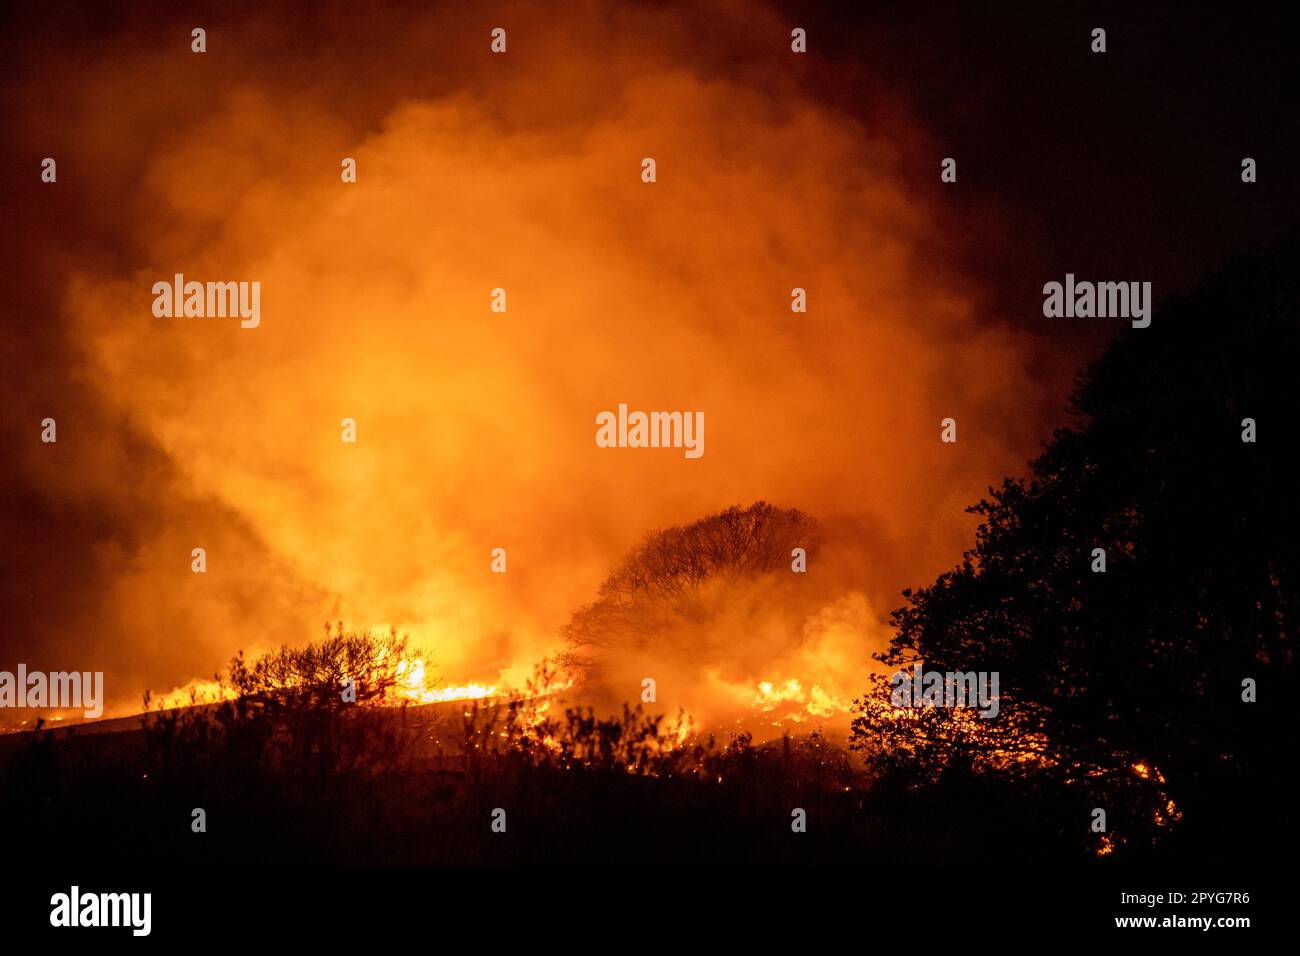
[852,242,1300,860]
[561,501,818,654]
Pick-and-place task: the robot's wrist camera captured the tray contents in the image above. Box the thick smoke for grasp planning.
[0,0,1057,723]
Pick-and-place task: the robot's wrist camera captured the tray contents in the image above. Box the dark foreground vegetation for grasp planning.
[0,627,1080,866]
[0,627,1283,867]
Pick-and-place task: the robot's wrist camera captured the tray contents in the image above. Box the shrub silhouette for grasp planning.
[141,624,424,785]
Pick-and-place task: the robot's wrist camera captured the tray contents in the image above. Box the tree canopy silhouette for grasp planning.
[561,501,818,652]
[852,242,1299,860]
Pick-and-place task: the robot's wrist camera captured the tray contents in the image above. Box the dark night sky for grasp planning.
[797,0,1300,350]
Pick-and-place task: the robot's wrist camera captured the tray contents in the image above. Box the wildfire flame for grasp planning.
[393,657,497,704]
[138,653,502,717]
[752,679,849,720]
[702,671,856,727]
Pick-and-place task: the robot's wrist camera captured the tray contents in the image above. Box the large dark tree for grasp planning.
[853,242,1300,861]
